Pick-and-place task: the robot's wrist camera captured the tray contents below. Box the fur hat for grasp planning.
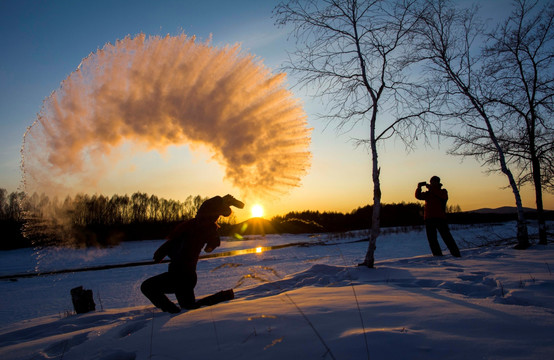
[196,194,244,221]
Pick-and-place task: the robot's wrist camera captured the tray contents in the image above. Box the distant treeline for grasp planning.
[271,202,428,233]
[268,204,553,237]
[0,189,211,249]
[1,188,551,249]
[269,203,465,234]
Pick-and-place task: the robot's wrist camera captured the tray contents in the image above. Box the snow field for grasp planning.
[0,221,553,359]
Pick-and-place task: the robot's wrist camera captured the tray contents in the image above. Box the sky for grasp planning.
[0,0,552,222]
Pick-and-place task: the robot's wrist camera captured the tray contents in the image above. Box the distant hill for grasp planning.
[225,217,325,236]
[447,206,554,225]
[228,217,277,236]
[468,206,537,214]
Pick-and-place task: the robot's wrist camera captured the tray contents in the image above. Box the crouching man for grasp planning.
[141,194,244,313]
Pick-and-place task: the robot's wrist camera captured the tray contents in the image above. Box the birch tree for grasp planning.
[482,0,553,245]
[412,0,531,248]
[274,0,424,267]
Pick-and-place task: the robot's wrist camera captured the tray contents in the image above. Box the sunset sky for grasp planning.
[1,0,552,222]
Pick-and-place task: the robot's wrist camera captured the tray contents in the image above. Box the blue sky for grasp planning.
[1,0,551,220]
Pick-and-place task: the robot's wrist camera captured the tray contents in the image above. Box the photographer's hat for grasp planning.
[430,176,441,185]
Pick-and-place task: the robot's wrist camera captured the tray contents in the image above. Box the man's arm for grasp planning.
[153,240,171,263]
[153,220,190,262]
[415,184,426,200]
[204,230,220,253]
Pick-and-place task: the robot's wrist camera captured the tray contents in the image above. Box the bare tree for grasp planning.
[149,194,160,221]
[482,0,553,245]
[274,0,425,267]
[7,191,24,222]
[131,192,149,223]
[411,0,531,248]
[0,188,6,220]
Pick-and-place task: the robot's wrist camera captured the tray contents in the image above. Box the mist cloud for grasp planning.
[22,33,311,198]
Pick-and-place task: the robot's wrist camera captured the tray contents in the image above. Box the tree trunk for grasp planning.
[361,155,381,267]
[531,154,547,245]
[459,88,530,249]
[361,111,381,268]
[481,115,529,247]
[363,169,381,268]
[504,161,530,249]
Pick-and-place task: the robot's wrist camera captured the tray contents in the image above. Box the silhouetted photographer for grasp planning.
[415,176,461,257]
[141,194,244,313]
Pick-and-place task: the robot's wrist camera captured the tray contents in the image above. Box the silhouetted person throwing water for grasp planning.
[415,176,461,257]
[141,194,244,313]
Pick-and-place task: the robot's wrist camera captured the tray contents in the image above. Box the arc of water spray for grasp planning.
[21,33,312,199]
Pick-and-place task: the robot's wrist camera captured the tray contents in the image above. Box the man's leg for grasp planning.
[175,271,198,310]
[141,272,181,313]
[437,220,461,257]
[425,219,444,256]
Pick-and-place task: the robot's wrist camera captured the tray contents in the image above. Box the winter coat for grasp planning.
[154,218,220,272]
[415,186,448,220]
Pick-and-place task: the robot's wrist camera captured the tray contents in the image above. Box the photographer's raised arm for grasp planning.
[415,181,427,200]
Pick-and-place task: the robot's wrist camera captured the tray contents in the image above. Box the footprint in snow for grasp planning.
[40,332,89,358]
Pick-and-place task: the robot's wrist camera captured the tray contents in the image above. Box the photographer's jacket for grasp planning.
[415,187,448,220]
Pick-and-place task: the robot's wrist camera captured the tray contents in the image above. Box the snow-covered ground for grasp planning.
[0,221,553,360]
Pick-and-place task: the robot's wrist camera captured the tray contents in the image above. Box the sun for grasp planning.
[251,204,264,218]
